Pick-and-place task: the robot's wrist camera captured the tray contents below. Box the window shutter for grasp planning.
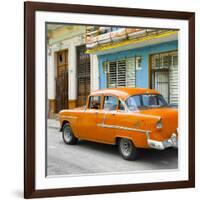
[106,57,136,88]
[126,57,136,87]
[117,60,126,87]
[169,52,178,105]
[108,61,117,88]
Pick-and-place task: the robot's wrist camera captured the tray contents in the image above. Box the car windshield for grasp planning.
[125,94,168,111]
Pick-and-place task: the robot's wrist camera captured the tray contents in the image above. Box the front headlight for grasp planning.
[156,120,163,129]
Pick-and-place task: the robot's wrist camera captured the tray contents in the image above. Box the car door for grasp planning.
[96,95,120,144]
[78,95,102,141]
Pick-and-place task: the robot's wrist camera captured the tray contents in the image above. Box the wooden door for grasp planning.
[77,46,90,106]
[56,50,68,113]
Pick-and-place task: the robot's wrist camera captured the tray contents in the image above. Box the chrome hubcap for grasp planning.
[120,139,132,157]
[63,126,72,142]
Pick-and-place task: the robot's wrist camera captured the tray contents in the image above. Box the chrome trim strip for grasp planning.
[97,123,150,133]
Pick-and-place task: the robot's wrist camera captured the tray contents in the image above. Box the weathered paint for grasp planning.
[86,30,177,54]
[47,32,85,101]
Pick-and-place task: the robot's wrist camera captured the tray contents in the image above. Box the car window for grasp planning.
[126,95,141,111]
[142,94,166,107]
[133,96,142,107]
[103,96,118,111]
[118,100,125,111]
[158,95,167,106]
[89,96,101,109]
[143,95,157,106]
[126,94,167,111]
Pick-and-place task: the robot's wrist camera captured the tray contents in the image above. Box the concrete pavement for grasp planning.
[47,121,178,176]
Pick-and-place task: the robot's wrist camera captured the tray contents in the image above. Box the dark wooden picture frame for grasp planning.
[24,1,195,198]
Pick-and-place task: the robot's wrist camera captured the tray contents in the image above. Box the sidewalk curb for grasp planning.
[48,119,60,130]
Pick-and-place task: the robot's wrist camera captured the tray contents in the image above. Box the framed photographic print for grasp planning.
[24,1,195,198]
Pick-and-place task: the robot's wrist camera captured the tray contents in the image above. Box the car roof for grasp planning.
[90,88,159,100]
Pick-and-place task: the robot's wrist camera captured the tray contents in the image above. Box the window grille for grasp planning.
[105,57,136,88]
[151,51,178,105]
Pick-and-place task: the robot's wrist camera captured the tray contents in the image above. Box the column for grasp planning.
[47,49,56,117]
[68,43,77,108]
[90,54,99,92]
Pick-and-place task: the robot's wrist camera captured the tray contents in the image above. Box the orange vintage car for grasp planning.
[59,88,178,160]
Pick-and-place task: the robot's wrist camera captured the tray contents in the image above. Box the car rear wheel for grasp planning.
[118,138,138,160]
[62,123,78,145]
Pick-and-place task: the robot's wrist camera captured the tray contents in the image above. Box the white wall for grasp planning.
[47,49,56,99]
[90,54,99,91]
[0,0,199,200]
[68,42,77,100]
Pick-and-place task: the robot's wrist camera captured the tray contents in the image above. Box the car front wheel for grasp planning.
[118,138,138,160]
[62,123,78,145]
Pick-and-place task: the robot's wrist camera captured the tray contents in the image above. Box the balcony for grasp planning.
[85,27,178,53]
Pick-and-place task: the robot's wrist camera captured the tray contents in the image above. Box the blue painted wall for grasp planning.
[98,40,178,89]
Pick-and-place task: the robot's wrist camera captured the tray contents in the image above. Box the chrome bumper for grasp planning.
[147,133,178,150]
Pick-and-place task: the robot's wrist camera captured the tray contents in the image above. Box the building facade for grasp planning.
[47,25,90,118]
[86,28,178,105]
[47,25,178,118]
